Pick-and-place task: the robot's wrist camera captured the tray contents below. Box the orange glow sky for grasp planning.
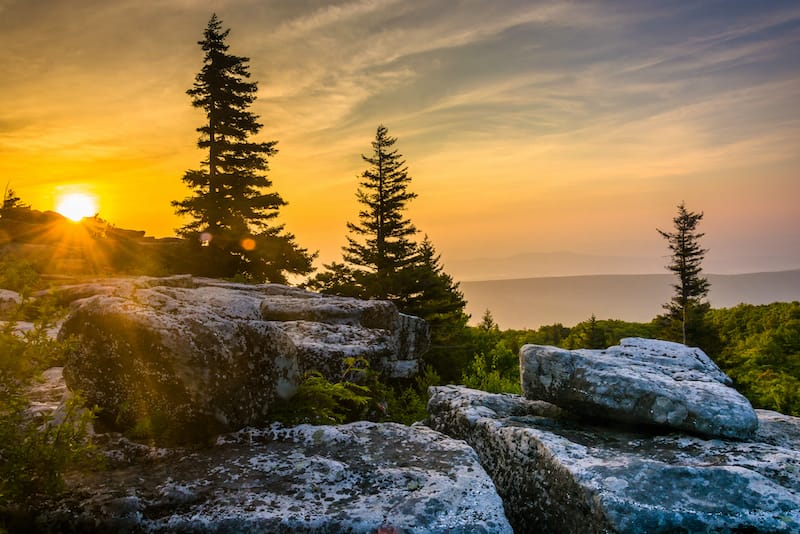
[2,1,799,277]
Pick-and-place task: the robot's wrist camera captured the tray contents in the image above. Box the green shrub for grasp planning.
[0,257,40,295]
[0,392,98,507]
[461,340,521,394]
[269,358,373,425]
[385,365,442,425]
[0,314,99,516]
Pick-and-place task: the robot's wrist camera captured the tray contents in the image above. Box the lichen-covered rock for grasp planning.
[427,385,800,534]
[37,422,512,533]
[520,337,758,439]
[57,276,428,439]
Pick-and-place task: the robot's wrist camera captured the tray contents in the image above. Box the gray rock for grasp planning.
[25,366,70,419]
[39,421,512,533]
[0,288,21,319]
[427,385,800,534]
[57,276,428,439]
[520,337,758,439]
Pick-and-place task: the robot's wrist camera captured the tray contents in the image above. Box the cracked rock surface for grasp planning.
[427,385,800,534]
[39,421,512,533]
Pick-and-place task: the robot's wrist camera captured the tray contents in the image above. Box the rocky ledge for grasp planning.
[37,416,512,533]
[427,385,800,534]
[53,275,428,439]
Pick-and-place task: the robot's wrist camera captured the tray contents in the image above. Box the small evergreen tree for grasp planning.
[172,14,313,282]
[340,124,418,300]
[308,126,470,379]
[657,201,710,345]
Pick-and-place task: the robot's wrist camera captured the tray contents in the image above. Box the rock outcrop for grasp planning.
[38,420,512,533]
[428,385,800,534]
[57,275,428,439]
[520,337,758,439]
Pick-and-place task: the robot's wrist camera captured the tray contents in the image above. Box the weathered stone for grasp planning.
[25,366,70,419]
[0,288,21,319]
[37,422,512,533]
[520,337,758,439]
[427,385,800,534]
[57,276,428,439]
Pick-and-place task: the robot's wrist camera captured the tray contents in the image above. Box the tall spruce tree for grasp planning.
[341,124,418,301]
[657,201,710,345]
[172,14,313,282]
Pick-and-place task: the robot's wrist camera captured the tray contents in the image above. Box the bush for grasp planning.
[0,257,40,295]
[268,358,373,425]
[385,365,442,425]
[0,314,98,517]
[461,340,521,394]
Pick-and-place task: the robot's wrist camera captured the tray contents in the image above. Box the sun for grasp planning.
[55,192,98,222]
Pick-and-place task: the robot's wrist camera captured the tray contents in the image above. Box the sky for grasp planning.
[2,0,799,277]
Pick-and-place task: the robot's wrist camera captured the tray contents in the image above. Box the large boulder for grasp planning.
[37,421,512,533]
[427,385,800,534]
[58,276,428,439]
[520,337,758,439]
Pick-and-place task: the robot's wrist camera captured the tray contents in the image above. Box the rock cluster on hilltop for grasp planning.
[20,279,800,533]
[427,338,800,533]
[56,275,428,440]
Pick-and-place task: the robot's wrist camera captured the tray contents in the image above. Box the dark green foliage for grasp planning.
[172,14,313,283]
[268,359,442,426]
[385,365,442,425]
[657,202,710,345]
[0,393,98,508]
[706,302,800,415]
[563,316,656,350]
[0,257,40,296]
[269,358,373,425]
[401,237,471,380]
[461,340,521,394]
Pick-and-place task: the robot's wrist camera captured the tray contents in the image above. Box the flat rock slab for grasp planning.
[520,337,758,439]
[38,422,512,533]
[427,385,800,534]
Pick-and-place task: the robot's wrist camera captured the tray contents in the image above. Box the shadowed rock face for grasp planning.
[520,337,758,440]
[427,385,800,534]
[57,276,428,440]
[37,422,512,533]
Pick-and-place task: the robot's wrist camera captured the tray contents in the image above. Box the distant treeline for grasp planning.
[472,304,800,416]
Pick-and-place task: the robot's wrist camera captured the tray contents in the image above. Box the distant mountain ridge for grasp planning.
[447,251,800,281]
[460,269,800,330]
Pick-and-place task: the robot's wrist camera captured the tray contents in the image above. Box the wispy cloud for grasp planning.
[1,0,798,263]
